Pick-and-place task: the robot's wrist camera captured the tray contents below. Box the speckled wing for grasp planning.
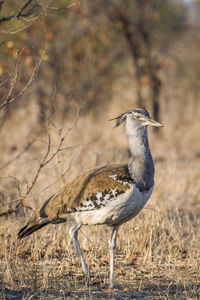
[33,164,134,222]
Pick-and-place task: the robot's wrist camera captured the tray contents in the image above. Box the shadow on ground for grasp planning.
[1,282,199,299]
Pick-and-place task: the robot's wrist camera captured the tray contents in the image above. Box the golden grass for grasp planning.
[0,77,200,299]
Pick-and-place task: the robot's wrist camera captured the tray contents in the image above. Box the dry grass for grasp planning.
[0,76,200,299]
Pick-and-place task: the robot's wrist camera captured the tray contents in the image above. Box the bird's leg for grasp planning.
[109,225,119,288]
[69,225,89,283]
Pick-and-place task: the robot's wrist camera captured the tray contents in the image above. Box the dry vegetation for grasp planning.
[0,1,200,299]
[0,75,199,299]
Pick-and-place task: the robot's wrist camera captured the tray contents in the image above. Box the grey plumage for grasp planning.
[17,108,162,288]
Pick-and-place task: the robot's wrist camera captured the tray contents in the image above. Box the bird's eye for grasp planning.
[134,115,140,119]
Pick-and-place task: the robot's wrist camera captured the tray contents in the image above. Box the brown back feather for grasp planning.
[36,164,133,221]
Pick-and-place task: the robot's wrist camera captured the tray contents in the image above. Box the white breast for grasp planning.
[67,184,154,226]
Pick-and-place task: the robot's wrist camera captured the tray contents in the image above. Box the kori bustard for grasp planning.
[18,108,162,288]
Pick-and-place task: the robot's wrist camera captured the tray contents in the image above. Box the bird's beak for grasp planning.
[147,117,163,127]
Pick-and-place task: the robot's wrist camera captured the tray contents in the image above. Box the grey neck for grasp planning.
[126,121,154,191]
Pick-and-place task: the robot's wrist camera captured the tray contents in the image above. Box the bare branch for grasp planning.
[0,0,76,23]
[68,106,80,132]
[47,2,81,12]
[21,112,80,199]
[2,52,21,108]
[0,0,40,23]
[24,134,51,196]
[15,0,35,18]
[44,136,64,166]
[0,141,83,217]
[0,105,80,217]
[0,57,42,110]
[26,106,80,193]
[0,78,8,88]
[42,157,74,192]
[0,23,33,35]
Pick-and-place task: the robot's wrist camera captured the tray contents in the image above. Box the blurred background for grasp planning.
[0,1,200,297]
[0,0,200,215]
[0,0,200,213]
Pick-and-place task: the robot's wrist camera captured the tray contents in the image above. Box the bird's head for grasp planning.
[110,108,163,129]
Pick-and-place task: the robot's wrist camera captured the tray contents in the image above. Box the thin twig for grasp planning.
[0,143,82,217]
[44,136,64,166]
[0,78,8,88]
[25,134,51,196]
[0,23,33,35]
[15,0,34,18]
[42,157,75,192]
[3,52,21,108]
[0,106,80,217]
[0,0,36,23]
[0,57,42,110]
[68,106,80,132]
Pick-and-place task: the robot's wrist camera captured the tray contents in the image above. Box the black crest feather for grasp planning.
[109,113,127,128]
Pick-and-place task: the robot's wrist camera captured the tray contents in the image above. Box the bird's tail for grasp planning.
[17,217,50,239]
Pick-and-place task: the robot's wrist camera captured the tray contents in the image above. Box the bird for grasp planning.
[17,108,162,288]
